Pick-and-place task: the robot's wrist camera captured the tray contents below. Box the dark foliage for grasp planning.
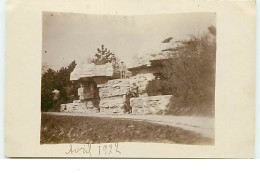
[41,61,77,112]
[146,79,171,96]
[91,45,117,65]
[147,26,216,116]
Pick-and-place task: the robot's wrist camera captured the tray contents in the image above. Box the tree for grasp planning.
[91,45,122,78]
[91,45,117,65]
[41,69,57,111]
[41,61,77,112]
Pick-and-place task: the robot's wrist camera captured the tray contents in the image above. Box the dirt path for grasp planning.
[44,112,214,139]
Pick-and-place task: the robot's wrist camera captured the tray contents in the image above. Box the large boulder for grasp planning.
[98,78,130,99]
[70,63,114,81]
[98,73,155,99]
[130,95,172,115]
[60,100,98,113]
[78,85,95,100]
[99,97,126,114]
[98,78,129,114]
[97,73,155,114]
[128,73,155,95]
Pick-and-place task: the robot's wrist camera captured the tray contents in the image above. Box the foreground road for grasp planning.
[44,112,214,139]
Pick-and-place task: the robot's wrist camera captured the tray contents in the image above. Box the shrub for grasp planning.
[41,61,77,112]
[146,79,171,96]
[157,26,216,116]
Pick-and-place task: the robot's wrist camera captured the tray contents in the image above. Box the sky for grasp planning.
[42,12,216,70]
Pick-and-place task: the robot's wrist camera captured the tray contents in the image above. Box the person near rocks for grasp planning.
[124,88,132,114]
[119,61,126,79]
[131,83,139,97]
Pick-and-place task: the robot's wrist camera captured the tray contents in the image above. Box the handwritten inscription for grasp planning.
[65,143,121,156]
[98,143,121,155]
[65,144,92,156]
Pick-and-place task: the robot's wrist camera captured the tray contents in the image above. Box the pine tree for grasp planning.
[91,45,116,65]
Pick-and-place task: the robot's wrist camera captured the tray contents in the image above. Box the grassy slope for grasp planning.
[40,113,214,145]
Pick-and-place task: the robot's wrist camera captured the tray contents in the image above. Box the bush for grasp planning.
[146,79,171,96]
[156,27,216,116]
[41,61,77,112]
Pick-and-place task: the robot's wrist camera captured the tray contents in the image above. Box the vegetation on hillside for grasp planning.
[42,26,216,116]
[146,26,216,116]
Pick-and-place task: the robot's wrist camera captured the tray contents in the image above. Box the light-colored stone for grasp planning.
[98,78,130,99]
[96,73,156,114]
[130,95,172,115]
[128,38,176,69]
[60,104,67,112]
[60,101,98,113]
[98,73,155,99]
[62,57,165,115]
[99,97,126,114]
[70,63,114,81]
[128,73,155,95]
[73,100,81,104]
[78,85,95,100]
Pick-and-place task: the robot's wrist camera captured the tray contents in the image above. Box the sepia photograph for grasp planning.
[40,12,216,146]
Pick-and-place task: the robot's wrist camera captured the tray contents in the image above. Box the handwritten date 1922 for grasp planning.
[98,143,121,156]
[65,143,121,156]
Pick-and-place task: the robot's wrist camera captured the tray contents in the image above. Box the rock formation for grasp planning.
[130,95,172,115]
[60,38,176,115]
[60,100,98,113]
[70,63,113,81]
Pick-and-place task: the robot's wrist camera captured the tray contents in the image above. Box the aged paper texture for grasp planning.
[5,0,255,158]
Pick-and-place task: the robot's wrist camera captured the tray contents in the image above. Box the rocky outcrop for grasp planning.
[60,100,98,113]
[98,78,130,99]
[97,73,155,114]
[78,85,95,100]
[98,79,129,114]
[70,63,113,81]
[61,60,169,115]
[60,37,177,115]
[130,95,172,115]
[99,96,126,114]
[98,73,155,98]
[128,73,155,96]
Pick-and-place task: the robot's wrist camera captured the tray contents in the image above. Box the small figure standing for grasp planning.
[120,61,126,79]
[124,88,132,114]
[132,83,139,97]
